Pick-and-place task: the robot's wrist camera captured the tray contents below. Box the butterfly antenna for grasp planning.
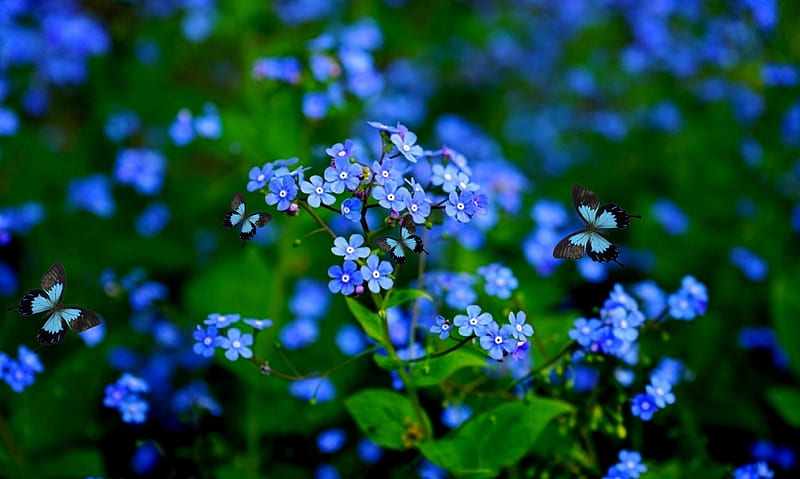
[7,304,18,311]
[34,344,45,354]
[614,259,625,267]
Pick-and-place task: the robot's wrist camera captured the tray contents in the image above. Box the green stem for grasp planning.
[506,341,577,390]
[299,201,336,238]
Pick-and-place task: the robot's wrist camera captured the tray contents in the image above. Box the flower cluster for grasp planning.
[749,439,797,471]
[193,313,270,361]
[603,450,647,479]
[0,202,45,245]
[477,263,519,299]
[732,461,774,479]
[0,346,43,393]
[738,327,789,372]
[168,103,222,146]
[630,368,679,422]
[103,373,150,424]
[430,305,533,361]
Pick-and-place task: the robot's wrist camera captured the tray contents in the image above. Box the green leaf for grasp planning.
[346,297,386,344]
[771,270,800,379]
[385,289,432,309]
[345,389,431,451]
[766,387,800,427]
[410,349,487,387]
[419,397,574,476]
[373,353,405,371]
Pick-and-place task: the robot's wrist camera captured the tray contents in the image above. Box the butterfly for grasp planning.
[553,184,641,266]
[7,262,102,346]
[374,215,428,265]
[221,192,272,246]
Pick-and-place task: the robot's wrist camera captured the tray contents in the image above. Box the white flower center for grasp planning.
[257,174,265,181]
[341,274,350,283]
[338,150,347,157]
[232,340,241,348]
[372,271,380,279]
[641,402,650,411]
[339,171,348,180]
[315,187,324,195]
[346,246,355,254]
[382,171,389,178]
[494,335,503,345]
[411,204,418,212]
[516,324,522,332]
[403,144,410,152]
[442,323,449,330]
[620,319,628,328]
[204,338,212,345]
[343,207,350,214]
[469,317,477,326]
[387,193,395,201]
[279,190,287,198]
[457,202,465,210]
[444,173,452,181]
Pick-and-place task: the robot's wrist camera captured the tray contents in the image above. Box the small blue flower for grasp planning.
[357,438,383,464]
[193,325,221,358]
[652,199,689,235]
[569,317,603,347]
[173,381,222,416]
[204,313,241,328]
[341,198,362,222]
[360,254,394,293]
[247,163,273,192]
[372,184,410,212]
[431,163,460,192]
[453,305,493,337]
[615,450,647,478]
[325,139,355,159]
[289,377,336,402]
[3,360,35,393]
[650,357,685,387]
[301,175,336,208]
[119,373,149,393]
[733,461,774,479]
[120,395,149,424]
[645,378,676,409]
[244,318,273,330]
[169,109,194,146]
[194,103,221,139]
[429,315,451,340]
[114,148,166,196]
[218,328,254,361]
[390,126,423,163]
[328,260,363,296]
[507,311,533,340]
[103,382,128,408]
[730,246,768,281]
[406,189,432,224]
[441,403,472,429]
[279,318,320,350]
[479,321,516,360]
[606,306,643,342]
[135,202,170,237]
[631,393,658,421]
[266,175,299,211]
[324,157,362,194]
[331,234,371,261]
[67,174,116,218]
[478,263,518,299]
[289,278,331,319]
[371,159,403,187]
[336,324,368,356]
[317,429,347,454]
[446,191,477,223]
[17,345,43,374]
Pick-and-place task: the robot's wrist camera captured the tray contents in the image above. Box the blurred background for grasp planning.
[1,0,798,477]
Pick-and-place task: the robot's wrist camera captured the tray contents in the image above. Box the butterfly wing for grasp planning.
[8,289,56,315]
[65,307,102,333]
[223,192,247,229]
[594,203,640,229]
[40,262,66,293]
[375,236,406,264]
[400,215,416,234]
[553,230,590,260]
[399,216,427,254]
[585,233,623,265]
[36,310,70,345]
[252,212,272,228]
[572,184,600,212]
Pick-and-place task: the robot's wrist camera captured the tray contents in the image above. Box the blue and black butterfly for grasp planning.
[374,215,428,265]
[221,192,272,246]
[7,262,102,346]
[553,184,641,266]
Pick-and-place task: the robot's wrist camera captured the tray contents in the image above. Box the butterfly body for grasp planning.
[222,192,272,246]
[7,262,101,346]
[374,215,428,265]
[553,184,640,266]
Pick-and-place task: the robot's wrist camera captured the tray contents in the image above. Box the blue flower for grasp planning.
[569,317,603,347]
[335,324,368,356]
[173,381,222,416]
[247,163,273,192]
[431,163,460,192]
[357,438,383,464]
[446,191,477,223]
[652,198,689,235]
[645,378,676,409]
[331,234,371,261]
[193,325,221,358]
[478,263,518,299]
[341,198,362,222]
[120,395,149,424]
[371,159,403,187]
[301,175,336,208]
[302,91,329,119]
[372,184,410,212]
[390,126,423,163]
[204,313,241,328]
[731,246,768,281]
[131,441,161,475]
[252,56,302,83]
[279,318,320,350]
[531,200,568,229]
[113,148,166,196]
[605,306,644,342]
[17,345,42,374]
[631,393,658,421]
[103,382,128,408]
[615,450,647,478]
[650,357,685,387]
[328,260,363,295]
[453,305,493,337]
[266,175,299,211]
[289,377,336,402]
[326,139,355,159]
[289,278,330,319]
[0,107,19,136]
[105,110,141,142]
[218,328,254,361]
[194,103,221,138]
[169,109,194,146]
[507,311,533,340]
[406,189,432,224]
[3,360,35,393]
[67,174,116,218]
[479,321,516,360]
[631,280,667,319]
[441,403,472,428]
[244,318,273,330]
[135,202,170,237]
[733,461,774,479]
[360,254,394,293]
[317,429,347,454]
[429,315,452,340]
[324,157,362,194]
[119,373,149,393]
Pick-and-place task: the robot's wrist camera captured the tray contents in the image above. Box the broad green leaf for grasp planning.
[410,349,487,387]
[345,389,432,451]
[385,289,433,309]
[419,397,574,476]
[766,387,800,427]
[771,271,800,379]
[346,297,386,344]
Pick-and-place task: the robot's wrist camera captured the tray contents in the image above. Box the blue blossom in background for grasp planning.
[0,261,18,297]
[331,234,371,261]
[631,280,667,319]
[631,393,658,421]
[738,327,789,371]
[131,440,161,475]
[289,278,330,319]
[192,325,221,358]
[104,373,150,424]
[129,281,168,312]
[571,364,599,393]
[341,198,362,222]
[302,91,329,119]
[730,246,768,281]
[360,254,394,293]
[244,318,273,330]
[733,461,774,479]
[652,199,689,235]
[135,202,170,237]
[453,305,493,337]
[105,109,141,142]
[577,258,608,283]
[327,260,363,296]
[266,175,299,211]
[194,103,221,138]
[357,438,383,464]
[204,313,241,328]
[173,380,222,417]
[317,429,347,454]
[335,324,367,356]
[0,107,20,136]
[289,377,336,403]
[568,318,602,347]
[218,328,253,361]
[279,318,320,350]
[66,174,116,218]
[252,56,302,83]
[391,125,423,162]
[441,403,472,429]
[1,346,43,393]
[114,148,167,196]
[477,263,518,299]
[169,109,194,146]
[604,450,647,479]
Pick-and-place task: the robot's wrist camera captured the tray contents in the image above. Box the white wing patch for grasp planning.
[41,313,65,333]
[240,220,254,235]
[577,205,598,226]
[593,210,619,229]
[229,213,244,226]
